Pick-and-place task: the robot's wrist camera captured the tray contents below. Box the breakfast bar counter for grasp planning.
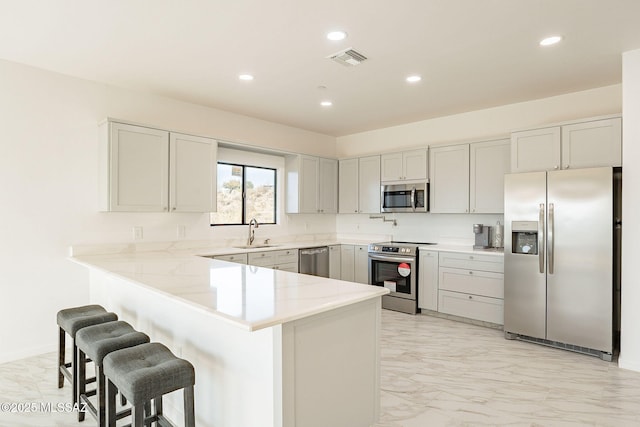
[70,250,388,427]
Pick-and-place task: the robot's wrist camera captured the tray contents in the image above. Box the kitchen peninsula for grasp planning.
[70,247,389,427]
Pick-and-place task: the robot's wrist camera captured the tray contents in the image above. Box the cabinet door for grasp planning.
[318,158,338,213]
[338,158,359,214]
[511,127,561,172]
[470,139,510,213]
[561,118,622,169]
[358,156,381,214]
[354,245,369,284]
[380,152,403,181]
[300,156,319,213]
[248,251,276,267]
[329,245,342,279]
[106,122,169,212]
[429,144,470,213]
[403,149,428,181]
[213,253,248,264]
[169,133,217,212]
[418,250,439,311]
[340,245,355,282]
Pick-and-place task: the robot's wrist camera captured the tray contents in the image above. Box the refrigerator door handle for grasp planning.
[539,203,545,274]
[548,203,554,275]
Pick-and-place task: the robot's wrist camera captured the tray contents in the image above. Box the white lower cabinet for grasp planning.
[355,245,369,284]
[329,245,341,279]
[436,252,504,324]
[418,250,439,311]
[212,253,248,264]
[438,291,504,324]
[340,245,355,282]
[248,249,299,272]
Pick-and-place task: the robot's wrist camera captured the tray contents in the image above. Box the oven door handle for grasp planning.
[368,253,415,263]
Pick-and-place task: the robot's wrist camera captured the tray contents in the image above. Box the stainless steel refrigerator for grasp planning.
[504,167,621,361]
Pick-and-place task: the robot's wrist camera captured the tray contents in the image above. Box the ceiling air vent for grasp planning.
[327,48,368,67]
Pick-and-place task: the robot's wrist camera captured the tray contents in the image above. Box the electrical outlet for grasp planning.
[133,226,143,240]
[177,225,186,239]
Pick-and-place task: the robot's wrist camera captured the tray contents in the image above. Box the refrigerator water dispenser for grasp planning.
[511,221,538,255]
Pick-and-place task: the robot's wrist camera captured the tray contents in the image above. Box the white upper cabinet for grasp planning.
[380,149,428,182]
[338,155,381,214]
[561,118,622,169]
[100,122,169,212]
[286,155,337,214]
[169,133,217,212]
[338,158,359,214]
[511,117,621,173]
[99,121,216,213]
[429,144,470,213]
[319,157,338,213]
[359,155,381,214]
[510,127,560,173]
[470,139,510,214]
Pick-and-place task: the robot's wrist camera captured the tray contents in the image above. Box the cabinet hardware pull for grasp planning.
[564,165,569,169]
[468,295,473,299]
[469,271,473,275]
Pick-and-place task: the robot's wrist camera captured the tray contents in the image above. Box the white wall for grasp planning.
[619,49,640,371]
[0,59,336,363]
[336,85,622,158]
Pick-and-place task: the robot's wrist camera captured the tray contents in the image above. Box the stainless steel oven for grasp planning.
[368,242,430,314]
[381,182,429,213]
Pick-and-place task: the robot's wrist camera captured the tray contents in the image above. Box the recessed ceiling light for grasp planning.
[238,74,254,81]
[320,101,333,107]
[406,75,422,83]
[327,31,347,41]
[540,36,562,46]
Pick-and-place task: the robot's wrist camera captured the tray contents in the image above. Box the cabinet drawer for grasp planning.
[274,262,299,273]
[213,253,248,264]
[248,252,276,266]
[438,290,503,324]
[274,249,299,264]
[439,267,503,299]
[438,252,503,273]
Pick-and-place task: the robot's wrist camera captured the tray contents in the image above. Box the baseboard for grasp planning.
[618,355,640,373]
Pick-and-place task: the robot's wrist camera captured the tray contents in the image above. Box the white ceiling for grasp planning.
[1,0,640,137]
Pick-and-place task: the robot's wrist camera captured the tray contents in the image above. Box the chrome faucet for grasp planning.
[247,218,259,246]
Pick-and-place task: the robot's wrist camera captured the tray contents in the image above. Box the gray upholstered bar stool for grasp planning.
[57,305,118,404]
[103,342,195,427]
[76,321,150,426]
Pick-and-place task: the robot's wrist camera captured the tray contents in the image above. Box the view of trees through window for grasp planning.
[211,163,276,225]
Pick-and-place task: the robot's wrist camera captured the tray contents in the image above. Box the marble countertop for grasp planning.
[418,244,504,257]
[70,248,389,332]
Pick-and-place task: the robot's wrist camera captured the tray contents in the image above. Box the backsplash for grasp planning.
[336,212,504,246]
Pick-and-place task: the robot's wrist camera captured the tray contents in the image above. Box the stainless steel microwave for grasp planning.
[380,182,429,213]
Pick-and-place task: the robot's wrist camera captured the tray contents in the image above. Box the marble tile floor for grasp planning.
[374,311,640,427]
[2,310,640,426]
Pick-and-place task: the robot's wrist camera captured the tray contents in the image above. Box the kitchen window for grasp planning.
[211,162,276,225]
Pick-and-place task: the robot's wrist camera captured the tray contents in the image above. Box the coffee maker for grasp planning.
[473,224,492,249]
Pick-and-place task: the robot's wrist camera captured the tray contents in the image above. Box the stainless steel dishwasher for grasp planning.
[298,246,329,278]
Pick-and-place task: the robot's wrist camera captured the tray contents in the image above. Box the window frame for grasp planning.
[211,162,277,226]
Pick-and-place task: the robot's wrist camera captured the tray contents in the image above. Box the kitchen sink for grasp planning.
[232,244,281,249]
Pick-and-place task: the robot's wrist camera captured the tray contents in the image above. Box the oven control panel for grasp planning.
[369,244,416,255]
